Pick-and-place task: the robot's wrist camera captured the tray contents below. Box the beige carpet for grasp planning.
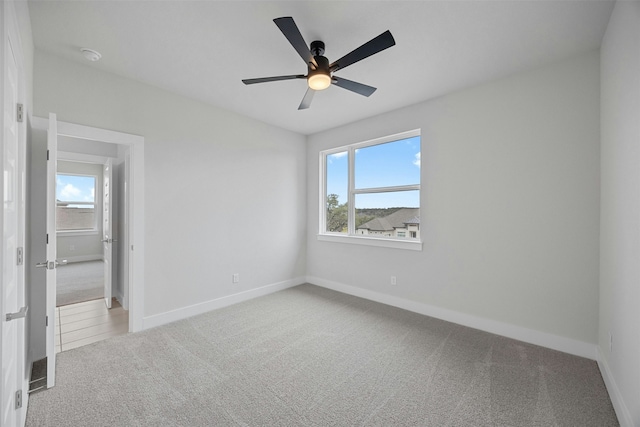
[56,260,104,306]
[26,284,618,426]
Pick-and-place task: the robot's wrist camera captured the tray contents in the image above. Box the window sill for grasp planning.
[317,234,423,251]
[57,230,99,237]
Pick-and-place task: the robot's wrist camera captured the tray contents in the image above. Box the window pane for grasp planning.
[56,174,96,203]
[56,204,96,230]
[355,136,420,189]
[355,191,420,239]
[326,151,348,233]
[56,174,96,230]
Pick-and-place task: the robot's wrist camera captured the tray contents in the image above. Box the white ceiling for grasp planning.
[28,1,614,135]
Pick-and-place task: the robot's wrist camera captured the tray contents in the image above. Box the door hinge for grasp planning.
[45,316,48,327]
[17,247,23,266]
[17,103,23,123]
[47,150,50,161]
[15,389,22,409]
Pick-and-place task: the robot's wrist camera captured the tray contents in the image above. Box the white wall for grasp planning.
[599,1,640,425]
[58,134,118,157]
[33,50,307,322]
[307,51,601,356]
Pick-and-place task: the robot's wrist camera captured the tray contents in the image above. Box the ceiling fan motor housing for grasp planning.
[310,55,330,73]
[310,40,325,57]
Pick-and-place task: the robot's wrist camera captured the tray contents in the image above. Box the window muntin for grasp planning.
[321,130,421,244]
[56,174,97,231]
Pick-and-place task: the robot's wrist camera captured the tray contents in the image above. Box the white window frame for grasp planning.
[56,172,99,235]
[318,129,422,251]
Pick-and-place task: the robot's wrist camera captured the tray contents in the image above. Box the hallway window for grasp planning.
[56,174,97,231]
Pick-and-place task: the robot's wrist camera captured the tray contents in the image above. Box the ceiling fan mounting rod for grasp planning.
[310,40,325,57]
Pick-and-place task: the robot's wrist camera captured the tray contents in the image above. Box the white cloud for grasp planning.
[328,151,348,164]
[60,183,81,199]
[413,152,421,167]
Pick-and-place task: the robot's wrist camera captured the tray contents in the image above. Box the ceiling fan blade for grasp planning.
[274,17,318,69]
[332,76,377,97]
[298,87,315,110]
[242,75,305,85]
[329,30,395,73]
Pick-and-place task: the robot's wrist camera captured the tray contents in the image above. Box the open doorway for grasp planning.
[28,116,144,390]
[54,138,129,352]
[56,159,106,307]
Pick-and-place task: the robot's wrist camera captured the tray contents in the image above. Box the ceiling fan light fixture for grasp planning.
[308,73,331,91]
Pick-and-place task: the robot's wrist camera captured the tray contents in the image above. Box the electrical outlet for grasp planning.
[232,273,240,284]
[390,276,397,285]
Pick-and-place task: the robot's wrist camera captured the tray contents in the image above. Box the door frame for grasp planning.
[32,117,145,332]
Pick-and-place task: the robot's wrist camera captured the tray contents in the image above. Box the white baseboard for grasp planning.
[61,254,103,263]
[114,292,124,308]
[307,276,597,360]
[597,346,634,427]
[142,277,306,330]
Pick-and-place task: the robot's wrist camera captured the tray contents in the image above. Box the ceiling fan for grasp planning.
[242,17,396,110]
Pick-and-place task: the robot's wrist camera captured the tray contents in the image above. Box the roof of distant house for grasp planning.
[357,208,420,231]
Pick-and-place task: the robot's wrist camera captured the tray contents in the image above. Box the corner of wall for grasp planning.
[142,277,306,330]
[597,346,634,426]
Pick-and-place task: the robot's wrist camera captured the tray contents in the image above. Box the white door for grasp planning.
[1,31,27,426]
[45,113,58,388]
[103,159,113,309]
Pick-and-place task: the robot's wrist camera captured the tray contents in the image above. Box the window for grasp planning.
[56,174,97,232]
[320,129,421,249]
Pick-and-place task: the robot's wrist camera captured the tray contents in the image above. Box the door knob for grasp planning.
[36,259,67,269]
[6,306,28,321]
[36,261,54,269]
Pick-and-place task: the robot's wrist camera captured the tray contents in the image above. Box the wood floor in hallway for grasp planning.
[55,298,128,352]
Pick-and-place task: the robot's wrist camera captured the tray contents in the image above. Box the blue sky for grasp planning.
[326,136,420,208]
[56,174,95,205]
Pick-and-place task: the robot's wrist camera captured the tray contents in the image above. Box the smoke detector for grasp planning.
[80,48,101,62]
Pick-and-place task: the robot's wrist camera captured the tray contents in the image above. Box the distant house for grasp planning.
[356,208,420,239]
